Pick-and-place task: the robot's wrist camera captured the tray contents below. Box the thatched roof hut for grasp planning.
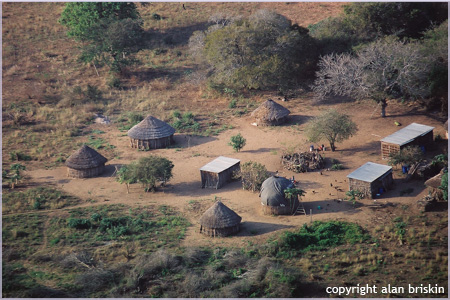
[251,99,290,126]
[127,116,175,150]
[260,176,297,215]
[65,145,107,178]
[199,201,242,237]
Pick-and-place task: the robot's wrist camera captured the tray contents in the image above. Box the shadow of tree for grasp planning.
[172,134,217,148]
[302,199,361,215]
[238,221,294,236]
[144,22,210,47]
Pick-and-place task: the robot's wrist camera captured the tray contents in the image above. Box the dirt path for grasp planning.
[25,98,447,248]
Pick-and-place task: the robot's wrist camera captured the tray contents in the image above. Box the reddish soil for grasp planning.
[25,97,448,249]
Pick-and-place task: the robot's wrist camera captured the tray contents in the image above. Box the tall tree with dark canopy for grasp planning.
[59,2,143,74]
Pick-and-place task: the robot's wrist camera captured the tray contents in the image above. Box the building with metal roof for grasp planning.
[200,156,240,189]
[347,162,393,199]
[380,123,434,159]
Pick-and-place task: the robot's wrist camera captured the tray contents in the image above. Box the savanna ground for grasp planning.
[2,2,448,298]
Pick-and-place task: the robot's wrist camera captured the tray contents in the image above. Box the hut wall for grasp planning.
[67,165,105,178]
[130,135,173,150]
[381,142,400,159]
[348,178,372,199]
[199,224,240,237]
[349,173,393,199]
[370,173,394,198]
[261,201,298,215]
[201,163,240,189]
[381,131,434,159]
[258,116,288,126]
[201,171,220,188]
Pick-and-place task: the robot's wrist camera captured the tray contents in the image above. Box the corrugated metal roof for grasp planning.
[200,156,240,173]
[380,123,434,146]
[347,162,392,183]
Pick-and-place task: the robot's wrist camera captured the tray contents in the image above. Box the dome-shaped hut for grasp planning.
[251,99,290,126]
[65,145,108,178]
[127,116,175,150]
[199,201,242,237]
[260,176,297,215]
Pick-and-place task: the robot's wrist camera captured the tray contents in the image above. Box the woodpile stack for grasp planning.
[281,151,324,173]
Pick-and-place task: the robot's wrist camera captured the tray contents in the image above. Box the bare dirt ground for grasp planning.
[26,97,448,249]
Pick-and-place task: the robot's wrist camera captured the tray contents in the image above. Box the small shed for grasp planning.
[260,176,297,215]
[199,201,242,237]
[65,145,108,178]
[250,99,290,126]
[380,123,434,159]
[127,115,175,150]
[347,162,393,199]
[200,156,240,189]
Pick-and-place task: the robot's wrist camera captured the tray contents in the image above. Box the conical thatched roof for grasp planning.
[425,172,443,189]
[128,115,175,140]
[65,145,107,169]
[251,99,290,123]
[199,201,242,229]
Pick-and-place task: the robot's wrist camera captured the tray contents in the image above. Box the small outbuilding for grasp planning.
[380,123,434,159]
[65,145,108,178]
[127,115,175,150]
[347,162,393,199]
[250,99,291,126]
[260,176,297,215]
[199,201,242,237]
[200,156,240,189]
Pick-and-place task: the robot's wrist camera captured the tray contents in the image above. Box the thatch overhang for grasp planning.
[65,145,107,170]
[251,99,290,125]
[127,116,175,140]
[200,201,241,229]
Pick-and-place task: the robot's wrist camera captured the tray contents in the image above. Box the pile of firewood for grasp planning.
[281,151,324,173]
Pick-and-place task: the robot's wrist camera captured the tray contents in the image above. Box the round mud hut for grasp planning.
[260,176,297,215]
[65,145,108,178]
[199,201,242,237]
[127,115,175,150]
[251,99,291,126]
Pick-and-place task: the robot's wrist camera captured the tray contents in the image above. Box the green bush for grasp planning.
[67,218,92,230]
[234,161,270,192]
[229,133,246,152]
[331,163,344,170]
[388,145,424,167]
[194,9,318,91]
[277,221,370,254]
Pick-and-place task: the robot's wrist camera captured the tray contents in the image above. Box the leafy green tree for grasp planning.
[135,156,174,192]
[59,2,143,74]
[388,146,424,168]
[116,156,174,193]
[305,109,357,152]
[284,187,306,213]
[229,133,246,152]
[2,163,26,189]
[116,164,138,194]
[59,2,140,40]
[309,2,447,56]
[191,9,317,91]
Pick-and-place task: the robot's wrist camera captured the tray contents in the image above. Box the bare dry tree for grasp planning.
[313,38,431,117]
